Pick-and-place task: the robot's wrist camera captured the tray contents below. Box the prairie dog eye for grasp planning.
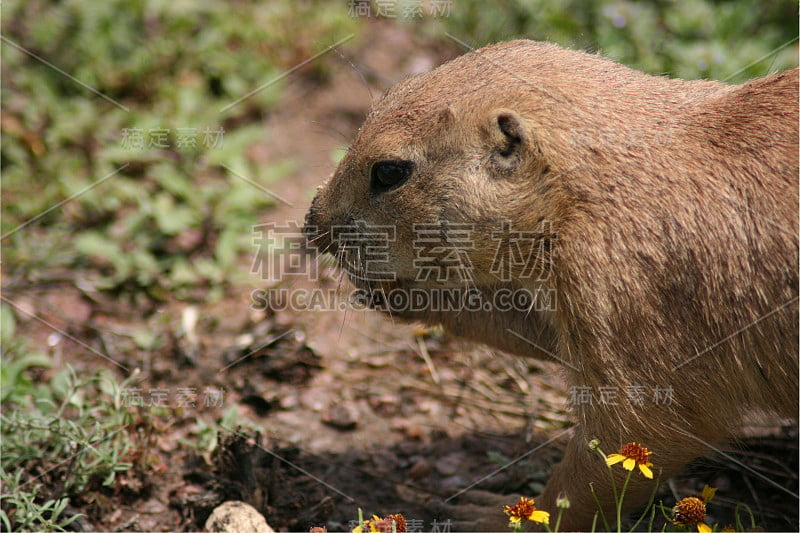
[370,160,414,193]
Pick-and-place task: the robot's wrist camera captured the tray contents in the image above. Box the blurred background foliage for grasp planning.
[2,0,356,301]
[423,0,798,81]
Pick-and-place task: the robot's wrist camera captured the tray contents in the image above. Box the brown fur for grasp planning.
[304,41,799,529]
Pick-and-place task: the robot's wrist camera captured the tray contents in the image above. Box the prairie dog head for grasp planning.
[304,42,568,292]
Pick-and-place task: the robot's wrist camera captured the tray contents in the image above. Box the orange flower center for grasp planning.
[384,514,406,532]
[619,442,652,464]
[504,497,537,519]
[673,496,707,524]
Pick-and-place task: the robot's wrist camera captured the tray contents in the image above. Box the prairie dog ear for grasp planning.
[486,108,529,170]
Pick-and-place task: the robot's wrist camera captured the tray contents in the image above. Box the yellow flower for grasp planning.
[605,442,654,478]
[352,515,379,533]
[503,496,550,525]
[670,485,717,532]
[353,514,408,533]
[529,510,550,524]
[672,496,710,532]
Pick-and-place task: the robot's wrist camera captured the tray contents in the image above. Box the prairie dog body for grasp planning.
[304,41,799,529]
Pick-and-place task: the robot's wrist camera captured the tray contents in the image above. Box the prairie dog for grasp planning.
[304,40,799,529]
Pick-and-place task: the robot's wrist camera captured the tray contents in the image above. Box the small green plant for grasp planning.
[0,471,84,533]
[0,356,141,530]
[179,405,242,464]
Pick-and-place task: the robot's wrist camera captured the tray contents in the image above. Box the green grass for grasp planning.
[1,351,137,530]
[1,0,358,301]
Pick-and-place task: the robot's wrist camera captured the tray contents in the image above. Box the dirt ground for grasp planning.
[9,22,798,532]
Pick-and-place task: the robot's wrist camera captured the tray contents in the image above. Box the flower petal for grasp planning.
[638,463,654,479]
[529,510,550,525]
[697,522,712,533]
[508,516,522,524]
[701,485,717,502]
[622,457,635,471]
[606,454,625,466]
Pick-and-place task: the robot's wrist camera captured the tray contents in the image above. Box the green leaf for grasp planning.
[74,232,130,281]
[169,258,199,286]
[193,257,223,284]
[152,192,198,235]
[131,250,160,286]
[0,304,16,341]
[215,228,240,270]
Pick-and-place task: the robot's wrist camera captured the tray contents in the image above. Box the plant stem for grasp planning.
[589,483,611,532]
[553,506,564,533]
[629,472,661,531]
[617,469,633,533]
